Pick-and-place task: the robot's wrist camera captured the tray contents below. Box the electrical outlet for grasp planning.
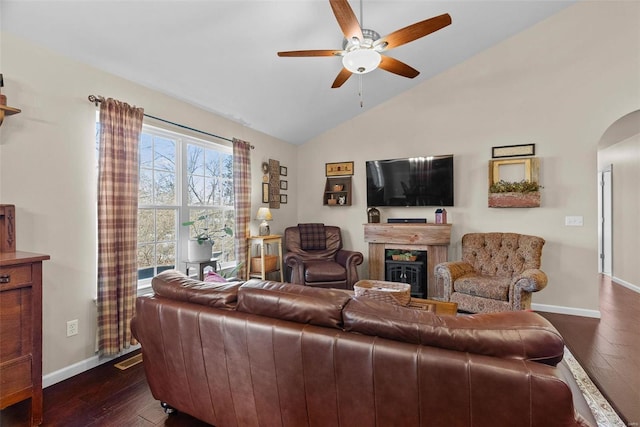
[66,319,78,337]
[565,216,584,226]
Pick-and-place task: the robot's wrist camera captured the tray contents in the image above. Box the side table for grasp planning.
[185,259,217,281]
[246,235,283,281]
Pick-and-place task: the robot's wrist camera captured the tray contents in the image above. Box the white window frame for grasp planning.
[137,124,234,292]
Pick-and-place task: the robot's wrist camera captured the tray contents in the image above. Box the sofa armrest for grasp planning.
[335,249,364,289]
[335,249,363,268]
[284,252,305,284]
[513,269,548,293]
[434,261,475,301]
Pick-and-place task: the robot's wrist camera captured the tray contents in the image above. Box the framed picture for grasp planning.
[326,161,354,176]
[262,183,270,203]
[489,157,540,184]
[492,144,535,159]
[280,194,288,204]
[280,180,288,190]
[280,166,288,176]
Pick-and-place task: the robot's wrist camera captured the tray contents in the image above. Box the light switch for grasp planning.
[565,216,584,226]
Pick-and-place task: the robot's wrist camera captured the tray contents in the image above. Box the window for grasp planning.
[138,126,235,285]
[97,119,235,288]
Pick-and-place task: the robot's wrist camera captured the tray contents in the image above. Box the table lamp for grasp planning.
[255,207,273,236]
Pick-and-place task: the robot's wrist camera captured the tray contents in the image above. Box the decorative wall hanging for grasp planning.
[491,143,535,159]
[280,166,288,176]
[268,159,280,209]
[262,183,270,203]
[326,161,354,176]
[488,157,541,208]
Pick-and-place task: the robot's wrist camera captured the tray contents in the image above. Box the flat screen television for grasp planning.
[366,155,454,207]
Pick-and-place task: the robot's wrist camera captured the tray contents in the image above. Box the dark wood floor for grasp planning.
[2,275,638,426]
[541,275,640,426]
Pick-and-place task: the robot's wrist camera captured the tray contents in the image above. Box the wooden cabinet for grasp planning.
[0,251,50,426]
[323,177,352,206]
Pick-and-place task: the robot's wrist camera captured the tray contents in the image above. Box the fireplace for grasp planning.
[384,249,427,298]
[363,223,452,299]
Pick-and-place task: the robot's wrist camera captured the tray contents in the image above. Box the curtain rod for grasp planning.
[88,95,254,148]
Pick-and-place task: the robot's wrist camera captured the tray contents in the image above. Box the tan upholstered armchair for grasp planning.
[284,224,363,289]
[435,232,547,313]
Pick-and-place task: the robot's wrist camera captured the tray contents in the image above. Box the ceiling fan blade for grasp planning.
[278,50,343,57]
[376,13,452,51]
[329,0,363,42]
[331,68,353,88]
[379,55,420,78]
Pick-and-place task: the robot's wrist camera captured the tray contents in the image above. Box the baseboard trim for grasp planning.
[611,276,640,293]
[42,344,140,388]
[532,303,601,319]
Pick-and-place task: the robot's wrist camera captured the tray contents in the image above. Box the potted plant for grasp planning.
[488,180,542,208]
[182,215,233,262]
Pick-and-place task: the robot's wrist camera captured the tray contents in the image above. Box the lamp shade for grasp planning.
[255,207,273,221]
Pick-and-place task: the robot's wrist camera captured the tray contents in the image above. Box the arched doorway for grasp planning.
[597,109,640,291]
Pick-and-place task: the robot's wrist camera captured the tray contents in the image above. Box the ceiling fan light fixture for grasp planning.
[342,49,381,74]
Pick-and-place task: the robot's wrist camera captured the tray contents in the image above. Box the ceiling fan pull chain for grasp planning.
[359,75,364,108]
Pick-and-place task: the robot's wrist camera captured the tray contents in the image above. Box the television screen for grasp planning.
[366,155,454,207]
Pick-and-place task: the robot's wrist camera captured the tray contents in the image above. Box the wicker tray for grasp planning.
[353,280,411,306]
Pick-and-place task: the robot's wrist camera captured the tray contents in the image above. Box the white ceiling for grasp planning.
[1,0,575,144]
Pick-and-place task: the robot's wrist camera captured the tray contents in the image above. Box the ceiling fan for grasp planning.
[277,0,452,88]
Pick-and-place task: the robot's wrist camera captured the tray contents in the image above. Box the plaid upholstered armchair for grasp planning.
[435,232,547,313]
[284,224,363,289]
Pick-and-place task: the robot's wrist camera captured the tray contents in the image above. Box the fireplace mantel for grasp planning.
[363,223,452,298]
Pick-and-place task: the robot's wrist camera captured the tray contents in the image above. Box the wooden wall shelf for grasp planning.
[324,176,352,206]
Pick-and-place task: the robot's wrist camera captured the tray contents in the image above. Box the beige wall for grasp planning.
[0,32,296,378]
[598,133,640,288]
[297,1,640,312]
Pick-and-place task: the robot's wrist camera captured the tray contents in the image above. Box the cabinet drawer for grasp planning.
[0,355,32,408]
[0,265,32,290]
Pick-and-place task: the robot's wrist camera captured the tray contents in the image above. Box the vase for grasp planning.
[187,239,213,262]
[488,192,540,208]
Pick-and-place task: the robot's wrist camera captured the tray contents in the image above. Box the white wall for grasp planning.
[0,32,297,377]
[297,1,640,314]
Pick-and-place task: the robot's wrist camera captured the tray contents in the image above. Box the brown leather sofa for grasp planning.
[131,270,596,427]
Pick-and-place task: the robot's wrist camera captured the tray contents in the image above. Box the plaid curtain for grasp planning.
[233,138,252,278]
[97,98,144,356]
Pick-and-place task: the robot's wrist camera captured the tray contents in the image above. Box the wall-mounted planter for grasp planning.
[488,192,540,208]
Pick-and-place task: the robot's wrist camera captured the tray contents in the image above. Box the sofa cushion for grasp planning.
[151,270,241,308]
[343,296,565,366]
[304,260,346,283]
[454,274,510,300]
[237,279,351,329]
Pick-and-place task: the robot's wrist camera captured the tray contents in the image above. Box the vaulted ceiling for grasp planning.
[1,1,575,144]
